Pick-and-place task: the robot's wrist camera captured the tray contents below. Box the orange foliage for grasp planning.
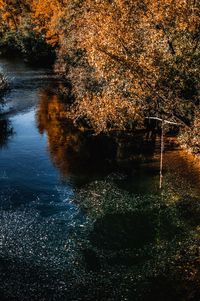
[55,0,199,131]
[0,0,31,30]
[0,0,199,133]
[31,0,63,46]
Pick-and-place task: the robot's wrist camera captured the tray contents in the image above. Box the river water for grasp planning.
[0,57,199,301]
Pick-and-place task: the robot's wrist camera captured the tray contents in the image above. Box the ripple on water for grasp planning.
[0,186,91,300]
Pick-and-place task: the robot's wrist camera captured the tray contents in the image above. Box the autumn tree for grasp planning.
[55,0,200,133]
[31,0,63,46]
[0,0,199,145]
[0,0,31,31]
[0,0,56,62]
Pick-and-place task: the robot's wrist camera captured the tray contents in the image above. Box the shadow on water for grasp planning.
[90,208,183,251]
[0,118,13,148]
[90,211,157,250]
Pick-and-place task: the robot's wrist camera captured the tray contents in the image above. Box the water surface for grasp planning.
[0,57,200,301]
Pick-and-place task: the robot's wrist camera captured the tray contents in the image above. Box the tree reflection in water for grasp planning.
[36,89,156,184]
[0,118,13,148]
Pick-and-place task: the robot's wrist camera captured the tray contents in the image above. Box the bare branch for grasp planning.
[145,117,180,126]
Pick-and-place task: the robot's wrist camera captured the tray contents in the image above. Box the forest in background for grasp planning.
[0,0,199,154]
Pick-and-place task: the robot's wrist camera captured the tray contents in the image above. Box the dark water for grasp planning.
[0,57,200,301]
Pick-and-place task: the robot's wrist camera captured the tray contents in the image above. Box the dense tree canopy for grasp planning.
[0,0,199,150]
[55,0,200,132]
